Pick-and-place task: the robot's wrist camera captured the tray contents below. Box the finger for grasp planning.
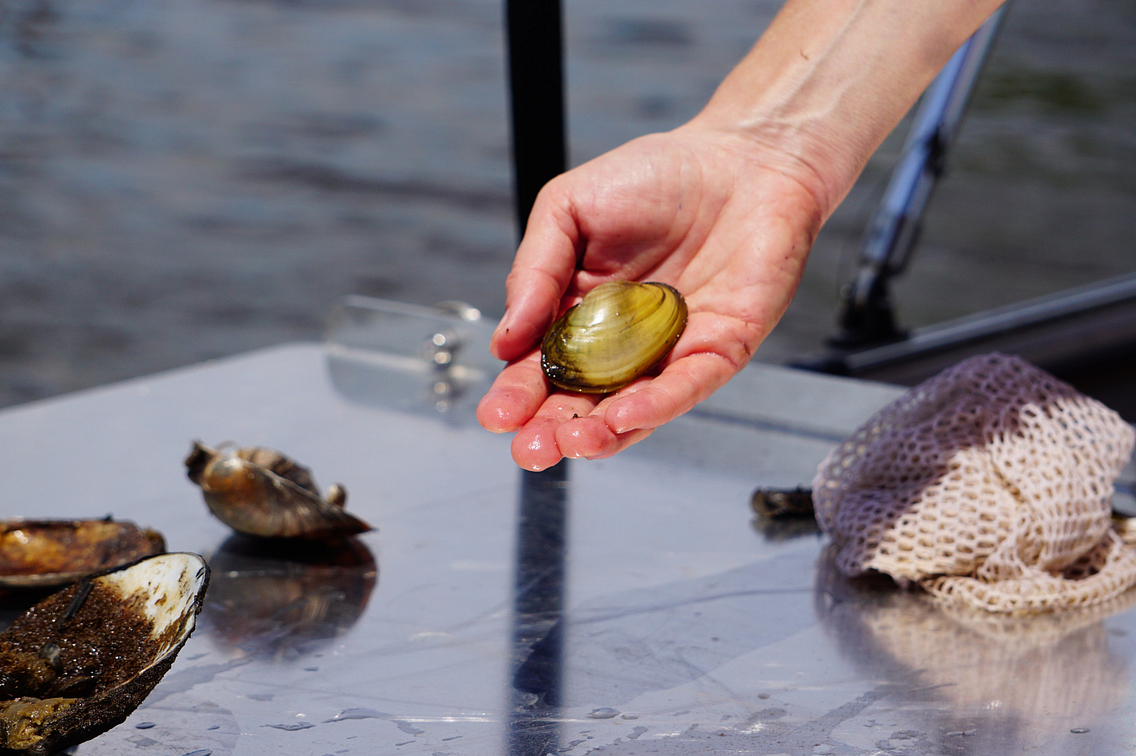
[553,375,670,460]
[476,352,549,433]
[588,427,655,458]
[600,308,761,434]
[492,189,581,362]
[511,392,600,471]
[555,411,656,460]
[603,350,741,434]
[554,413,617,460]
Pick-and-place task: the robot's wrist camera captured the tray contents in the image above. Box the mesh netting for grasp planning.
[812,353,1136,613]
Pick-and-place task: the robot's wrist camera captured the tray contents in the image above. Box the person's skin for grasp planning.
[479,0,1008,471]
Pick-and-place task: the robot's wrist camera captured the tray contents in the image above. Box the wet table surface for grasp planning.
[2,339,1136,756]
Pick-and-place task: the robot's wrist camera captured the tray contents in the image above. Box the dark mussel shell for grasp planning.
[540,281,688,393]
[750,487,815,520]
[0,552,209,755]
[184,442,372,539]
[0,520,166,591]
[750,487,821,541]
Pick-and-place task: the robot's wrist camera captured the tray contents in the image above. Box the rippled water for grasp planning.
[1,0,1133,406]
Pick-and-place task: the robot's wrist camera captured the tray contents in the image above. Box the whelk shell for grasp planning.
[184,442,372,539]
[0,519,165,591]
[540,281,688,393]
[0,553,209,755]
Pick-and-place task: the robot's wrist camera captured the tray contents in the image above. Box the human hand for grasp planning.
[477,0,1007,471]
[477,125,825,470]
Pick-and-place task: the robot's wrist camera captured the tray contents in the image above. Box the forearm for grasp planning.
[690,0,1007,218]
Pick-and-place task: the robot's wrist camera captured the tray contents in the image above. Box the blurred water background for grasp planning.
[1,0,1134,408]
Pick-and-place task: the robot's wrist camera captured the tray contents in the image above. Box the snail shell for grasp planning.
[184,442,371,539]
[540,281,688,393]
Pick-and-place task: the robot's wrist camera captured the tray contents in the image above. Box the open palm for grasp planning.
[477,125,825,471]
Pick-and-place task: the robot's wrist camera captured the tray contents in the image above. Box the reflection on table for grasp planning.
[201,535,377,660]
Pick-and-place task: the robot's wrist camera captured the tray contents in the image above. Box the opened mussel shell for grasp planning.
[0,552,209,755]
[541,281,688,393]
[184,442,372,539]
[0,520,166,591]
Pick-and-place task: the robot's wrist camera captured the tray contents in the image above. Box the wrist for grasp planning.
[687,0,1006,220]
[672,117,835,229]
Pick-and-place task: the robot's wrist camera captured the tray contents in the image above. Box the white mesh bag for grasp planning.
[813,353,1136,613]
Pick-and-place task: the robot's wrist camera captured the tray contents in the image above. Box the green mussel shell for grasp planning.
[540,281,688,393]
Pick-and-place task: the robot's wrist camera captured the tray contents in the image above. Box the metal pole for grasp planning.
[505,0,568,235]
[504,8,570,751]
[829,6,1009,350]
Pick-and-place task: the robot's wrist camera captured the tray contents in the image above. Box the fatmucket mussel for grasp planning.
[184,442,373,539]
[0,552,209,755]
[541,281,688,393]
[0,519,165,591]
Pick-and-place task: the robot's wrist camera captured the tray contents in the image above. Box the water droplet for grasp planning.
[135,722,156,730]
[1071,728,1090,734]
[267,722,315,731]
[587,708,619,719]
[183,750,212,756]
[127,735,159,747]
[395,720,425,736]
[325,708,388,723]
[620,713,639,720]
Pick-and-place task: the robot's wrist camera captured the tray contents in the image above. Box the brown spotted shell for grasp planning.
[0,553,209,755]
[0,519,166,590]
[540,281,688,393]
